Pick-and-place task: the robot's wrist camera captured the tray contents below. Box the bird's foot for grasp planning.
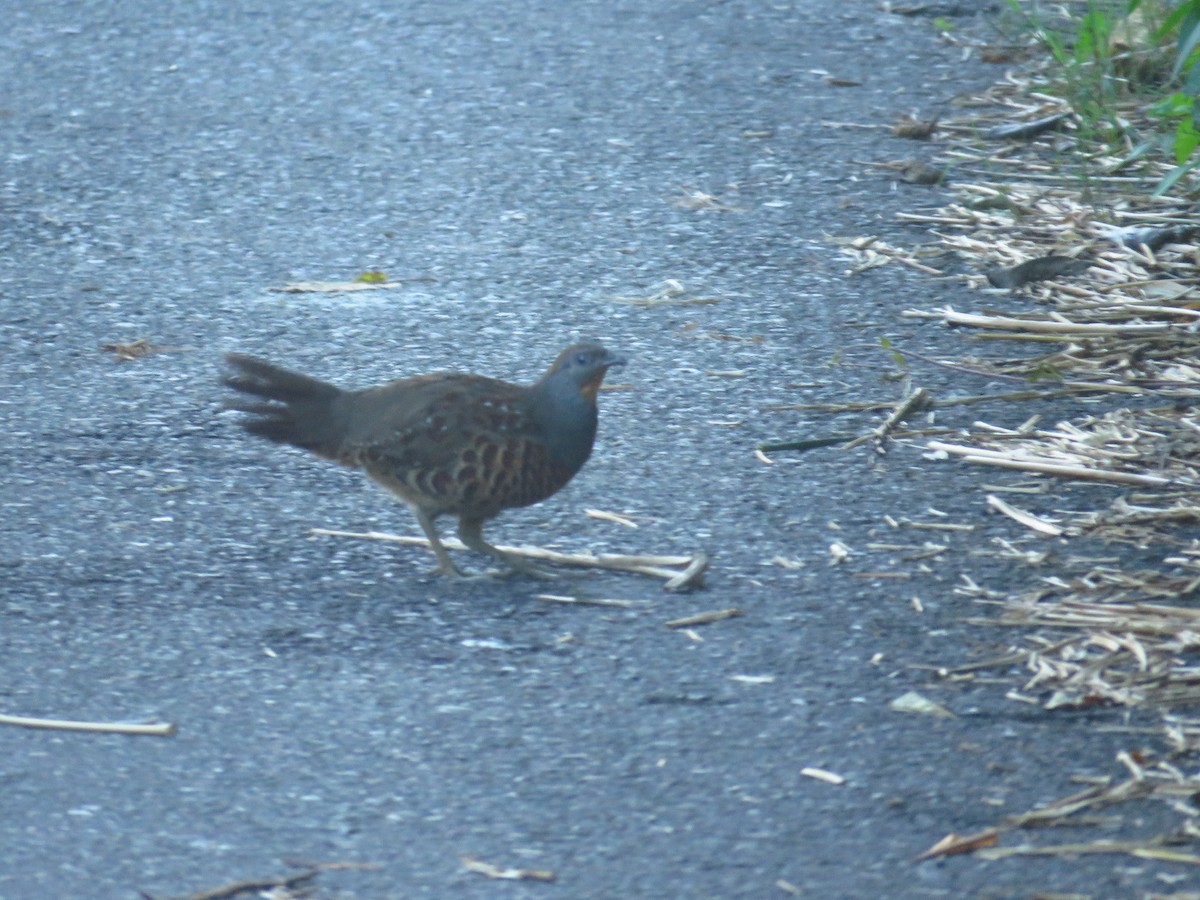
[497,556,559,580]
[423,557,556,581]
[423,559,496,581]
[457,523,558,579]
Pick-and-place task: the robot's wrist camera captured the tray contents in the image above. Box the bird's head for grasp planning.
[545,342,625,403]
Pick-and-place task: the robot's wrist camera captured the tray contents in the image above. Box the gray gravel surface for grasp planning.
[0,1,1175,898]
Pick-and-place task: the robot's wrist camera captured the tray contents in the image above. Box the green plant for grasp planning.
[1145,0,1200,193]
[878,338,909,372]
[1006,0,1128,141]
[1007,0,1200,195]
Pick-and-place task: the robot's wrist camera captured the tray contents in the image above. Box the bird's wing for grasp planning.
[340,374,536,469]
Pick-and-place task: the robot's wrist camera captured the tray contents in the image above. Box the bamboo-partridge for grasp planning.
[222,342,624,577]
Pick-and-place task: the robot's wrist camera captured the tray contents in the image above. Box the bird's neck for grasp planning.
[528,382,599,473]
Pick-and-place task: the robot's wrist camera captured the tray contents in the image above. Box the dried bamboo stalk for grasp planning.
[0,713,176,736]
[309,528,708,590]
[928,442,1176,486]
[940,308,1180,335]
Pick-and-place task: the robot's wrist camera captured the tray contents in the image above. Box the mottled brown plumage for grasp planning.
[223,343,624,577]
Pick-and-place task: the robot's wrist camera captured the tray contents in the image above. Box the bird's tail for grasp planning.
[222,353,350,461]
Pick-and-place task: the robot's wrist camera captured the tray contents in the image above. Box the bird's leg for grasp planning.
[412,508,464,578]
[457,517,556,578]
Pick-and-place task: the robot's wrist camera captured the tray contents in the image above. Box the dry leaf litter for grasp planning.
[834,30,1200,866]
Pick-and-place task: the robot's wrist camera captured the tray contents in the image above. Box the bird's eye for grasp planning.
[575,352,590,366]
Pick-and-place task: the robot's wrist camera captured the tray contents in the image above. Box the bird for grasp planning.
[222,342,625,578]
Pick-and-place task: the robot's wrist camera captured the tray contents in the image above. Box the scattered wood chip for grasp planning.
[460,855,555,882]
[101,338,164,360]
[770,555,806,569]
[889,691,955,718]
[915,828,1001,861]
[673,186,743,211]
[800,767,846,785]
[665,608,742,629]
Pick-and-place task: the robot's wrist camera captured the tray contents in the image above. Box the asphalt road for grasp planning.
[0,1,1175,898]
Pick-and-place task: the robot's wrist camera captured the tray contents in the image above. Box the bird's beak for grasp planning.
[580,350,626,402]
[601,350,627,370]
